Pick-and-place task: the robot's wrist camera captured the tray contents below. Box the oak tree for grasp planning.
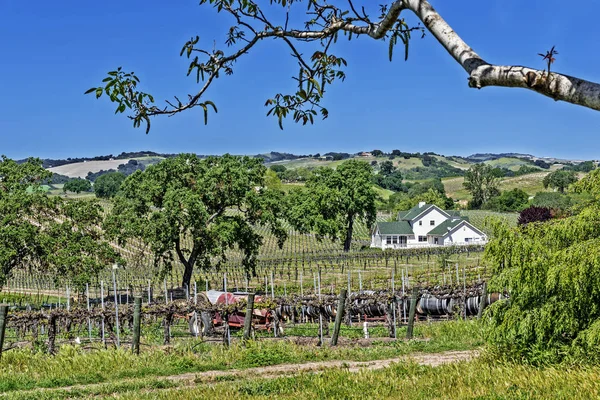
[463,164,500,209]
[104,154,287,288]
[94,171,126,199]
[0,157,119,289]
[287,159,376,252]
[63,178,92,194]
[543,170,578,193]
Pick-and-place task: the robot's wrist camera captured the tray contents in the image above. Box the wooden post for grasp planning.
[243,293,255,341]
[86,283,92,342]
[0,305,7,358]
[331,289,347,346]
[112,269,120,348]
[48,314,57,354]
[477,282,488,320]
[406,287,419,340]
[132,297,142,354]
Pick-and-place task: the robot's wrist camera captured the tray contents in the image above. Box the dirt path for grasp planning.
[9,350,476,397]
[183,350,476,383]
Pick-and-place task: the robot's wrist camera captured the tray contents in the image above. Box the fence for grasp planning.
[0,282,501,356]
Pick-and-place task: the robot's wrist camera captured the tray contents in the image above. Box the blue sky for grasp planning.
[1,0,599,160]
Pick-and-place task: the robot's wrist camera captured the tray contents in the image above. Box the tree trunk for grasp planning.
[343,216,354,252]
[182,263,194,289]
[176,239,199,289]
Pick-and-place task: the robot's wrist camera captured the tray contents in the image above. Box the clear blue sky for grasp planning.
[1,0,599,160]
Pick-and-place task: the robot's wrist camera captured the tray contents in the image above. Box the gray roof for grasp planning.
[376,221,414,235]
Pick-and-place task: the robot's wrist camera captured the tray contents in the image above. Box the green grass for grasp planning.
[125,360,600,400]
[460,210,518,233]
[373,185,394,200]
[484,157,538,171]
[443,172,553,201]
[0,320,483,394]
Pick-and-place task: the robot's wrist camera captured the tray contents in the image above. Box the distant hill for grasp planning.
[27,149,593,183]
[466,153,535,162]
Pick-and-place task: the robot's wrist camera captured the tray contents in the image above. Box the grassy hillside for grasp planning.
[267,155,425,171]
[443,171,554,201]
[48,159,132,178]
[483,157,538,171]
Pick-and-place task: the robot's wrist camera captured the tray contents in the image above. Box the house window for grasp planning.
[392,236,398,244]
[418,236,427,242]
[386,236,392,244]
[419,221,422,226]
[430,220,435,226]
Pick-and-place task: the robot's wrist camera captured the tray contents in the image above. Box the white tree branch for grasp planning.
[402,0,600,111]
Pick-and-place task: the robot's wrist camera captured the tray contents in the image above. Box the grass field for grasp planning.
[483,157,538,171]
[2,319,599,399]
[443,171,554,201]
[0,320,483,396]
[48,159,132,178]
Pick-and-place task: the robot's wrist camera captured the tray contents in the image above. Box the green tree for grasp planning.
[104,154,287,288]
[40,199,123,287]
[543,170,578,193]
[264,169,283,191]
[463,164,500,208]
[269,164,287,175]
[288,160,376,252]
[379,160,396,177]
[485,202,600,363]
[94,172,126,199]
[0,157,119,288]
[63,178,92,194]
[482,188,529,212]
[531,192,572,211]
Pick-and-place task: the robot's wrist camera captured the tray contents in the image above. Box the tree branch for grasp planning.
[90,0,600,134]
[402,0,600,111]
[174,237,189,268]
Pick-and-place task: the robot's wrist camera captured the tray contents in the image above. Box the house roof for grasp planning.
[376,221,414,235]
[427,218,485,237]
[396,210,410,220]
[399,203,451,221]
[427,219,464,236]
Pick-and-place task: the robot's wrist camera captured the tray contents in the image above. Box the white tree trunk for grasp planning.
[400,0,600,111]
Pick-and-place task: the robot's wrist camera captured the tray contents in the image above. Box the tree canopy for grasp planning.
[104,154,287,288]
[463,164,500,209]
[0,157,120,288]
[287,159,376,252]
[543,170,578,193]
[86,0,600,133]
[63,178,92,194]
[485,171,600,363]
[94,171,126,199]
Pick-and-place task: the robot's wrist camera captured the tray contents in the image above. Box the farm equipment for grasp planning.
[203,290,273,331]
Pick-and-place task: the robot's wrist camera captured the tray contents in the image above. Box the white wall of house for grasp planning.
[408,207,449,245]
[371,234,413,249]
[442,223,486,245]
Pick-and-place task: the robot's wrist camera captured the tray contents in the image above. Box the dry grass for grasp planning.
[48,160,132,178]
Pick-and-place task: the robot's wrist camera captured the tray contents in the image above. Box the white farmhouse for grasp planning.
[370,202,487,249]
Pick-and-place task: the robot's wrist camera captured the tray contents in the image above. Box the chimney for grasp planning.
[418,201,426,208]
